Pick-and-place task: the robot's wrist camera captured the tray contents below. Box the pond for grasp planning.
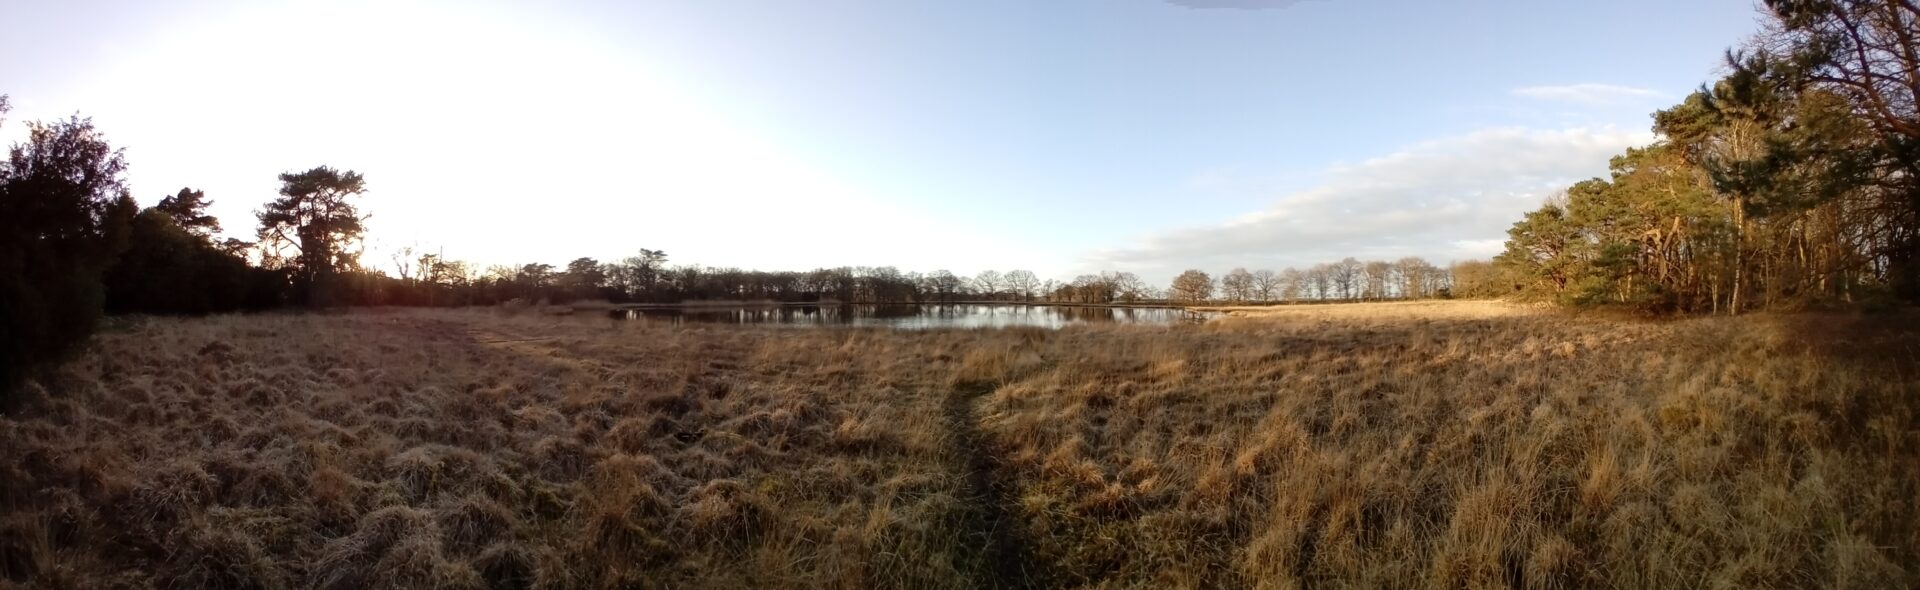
[608,304,1214,329]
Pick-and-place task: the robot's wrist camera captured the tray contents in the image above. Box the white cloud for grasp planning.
[1512,83,1663,105]
[1081,126,1654,281]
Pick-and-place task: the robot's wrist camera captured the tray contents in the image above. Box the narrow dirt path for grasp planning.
[946,380,1050,590]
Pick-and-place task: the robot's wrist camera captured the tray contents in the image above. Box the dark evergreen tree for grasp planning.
[256,166,367,306]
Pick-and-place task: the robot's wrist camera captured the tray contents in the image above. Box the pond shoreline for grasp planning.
[609,300,1194,310]
[608,302,1215,329]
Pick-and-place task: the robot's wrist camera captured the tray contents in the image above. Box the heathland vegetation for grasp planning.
[1,305,1915,588]
[2,1,1919,588]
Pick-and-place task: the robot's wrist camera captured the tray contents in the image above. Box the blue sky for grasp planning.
[0,0,1763,283]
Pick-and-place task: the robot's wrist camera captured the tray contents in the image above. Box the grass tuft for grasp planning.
[0,304,1913,588]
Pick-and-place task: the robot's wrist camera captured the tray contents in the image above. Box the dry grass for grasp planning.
[1195,299,1547,320]
[1,302,1915,588]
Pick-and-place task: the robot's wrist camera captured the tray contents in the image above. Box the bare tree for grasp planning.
[1251,269,1280,302]
[1306,263,1334,300]
[973,270,1004,300]
[1170,269,1214,303]
[391,245,417,283]
[1108,271,1150,303]
[1062,274,1117,303]
[1363,260,1392,300]
[1330,257,1363,300]
[925,270,964,302]
[1277,267,1302,301]
[1220,267,1255,303]
[1004,270,1040,301]
[1394,257,1434,298]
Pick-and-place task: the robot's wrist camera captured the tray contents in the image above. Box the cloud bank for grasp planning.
[1083,126,1654,280]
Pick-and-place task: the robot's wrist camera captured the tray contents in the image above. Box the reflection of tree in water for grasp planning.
[1050,306,1119,323]
[870,305,923,319]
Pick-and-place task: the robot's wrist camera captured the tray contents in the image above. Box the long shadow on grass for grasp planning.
[947,379,1051,590]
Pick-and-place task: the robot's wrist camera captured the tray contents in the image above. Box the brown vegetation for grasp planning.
[2,302,1915,588]
[1193,299,1546,320]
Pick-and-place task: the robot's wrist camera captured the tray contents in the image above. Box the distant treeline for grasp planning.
[0,90,1473,396]
[1165,259,1486,304]
[360,257,1473,308]
[1490,1,1920,313]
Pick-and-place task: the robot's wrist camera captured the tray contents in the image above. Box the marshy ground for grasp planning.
[1,302,1916,589]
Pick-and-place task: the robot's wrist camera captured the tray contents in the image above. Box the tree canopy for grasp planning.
[257,166,367,306]
[1170,270,1213,303]
[1491,1,1920,313]
[0,100,137,395]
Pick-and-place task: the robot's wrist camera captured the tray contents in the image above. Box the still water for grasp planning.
[609,304,1213,329]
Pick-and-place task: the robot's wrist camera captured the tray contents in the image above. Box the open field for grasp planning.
[2,302,1917,588]
[1192,299,1549,320]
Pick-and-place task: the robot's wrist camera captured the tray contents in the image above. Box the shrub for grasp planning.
[0,104,135,400]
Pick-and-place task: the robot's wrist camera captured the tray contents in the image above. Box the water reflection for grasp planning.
[608,304,1213,329]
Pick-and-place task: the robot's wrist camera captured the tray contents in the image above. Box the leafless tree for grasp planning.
[1330,258,1363,300]
[1220,267,1255,303]
[973,270,1004,300]
[1306,263,1334,300]
[1170,269,1214,303]
[1108,271,1151,303]
[1280,267,1304,301]
[1394,257,1435,298]
[1363,260,1392,300]
[1251,269,1280,301]
[391,246,417,283]
[1005,270,1040,301]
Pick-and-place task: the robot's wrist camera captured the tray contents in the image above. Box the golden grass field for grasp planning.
[1,302,1916,589]
[1192,299,1555,322]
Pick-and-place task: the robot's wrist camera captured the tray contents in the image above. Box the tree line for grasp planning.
[435,259,1472,307]
[1164,257,1471,304]
[254,253,1474,309]
[1492,0,1920,313]
[394,257,1006,307]
[0,89,1493,396]
[0,96,387,393]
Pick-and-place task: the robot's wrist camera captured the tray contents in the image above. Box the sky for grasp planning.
[0,0,1764,284]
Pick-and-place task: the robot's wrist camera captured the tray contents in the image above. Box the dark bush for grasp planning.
[0,103,135,398]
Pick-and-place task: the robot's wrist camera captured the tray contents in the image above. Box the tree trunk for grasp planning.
[1731,197,1746,315]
